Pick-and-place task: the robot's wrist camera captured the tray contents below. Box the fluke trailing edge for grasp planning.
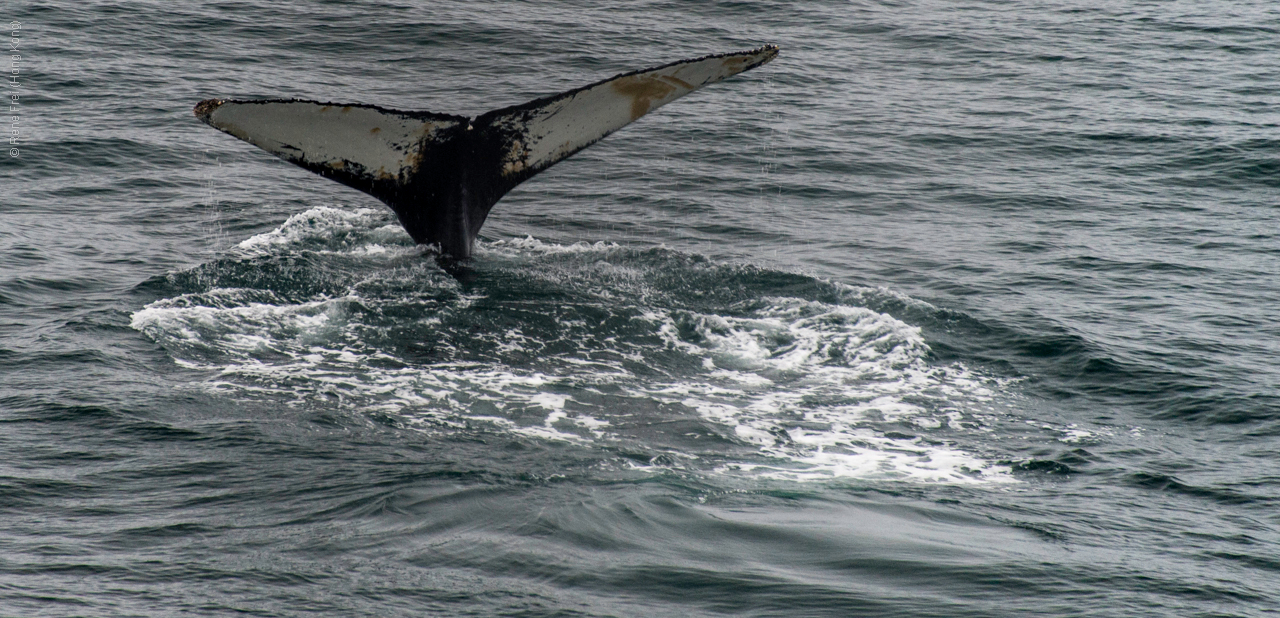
[194,45,778,258]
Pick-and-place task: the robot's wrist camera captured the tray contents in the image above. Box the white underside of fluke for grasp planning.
[202,102,462,181]
[487,46,780,176]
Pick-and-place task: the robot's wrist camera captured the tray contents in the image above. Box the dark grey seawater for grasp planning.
[4,1,1279,615]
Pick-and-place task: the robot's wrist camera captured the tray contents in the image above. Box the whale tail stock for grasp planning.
[194,45,778,258]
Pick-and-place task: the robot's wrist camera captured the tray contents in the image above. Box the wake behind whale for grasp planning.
[194,46,779,258]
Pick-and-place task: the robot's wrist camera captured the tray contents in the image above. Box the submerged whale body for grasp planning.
[194,45,779,259]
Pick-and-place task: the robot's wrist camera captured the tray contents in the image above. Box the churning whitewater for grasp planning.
[132,206,1018,484]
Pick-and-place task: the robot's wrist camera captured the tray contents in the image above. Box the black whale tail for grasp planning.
[194,45,778,258]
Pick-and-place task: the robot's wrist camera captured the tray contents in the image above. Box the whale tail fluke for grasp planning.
[195,45,778,258]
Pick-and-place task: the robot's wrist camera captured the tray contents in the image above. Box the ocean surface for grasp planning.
[4,1,1280,616]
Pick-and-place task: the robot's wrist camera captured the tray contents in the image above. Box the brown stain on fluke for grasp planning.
[610,75,677,121]
[660,75,694,90]
[370,127,382,134]
[193,99,224,120]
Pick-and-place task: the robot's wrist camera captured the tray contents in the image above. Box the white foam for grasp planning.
[134,224,1018,485]
[131,290,350,359]
[236,207,378,252]
[634,301,1014,483]
[481,236,623,257]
